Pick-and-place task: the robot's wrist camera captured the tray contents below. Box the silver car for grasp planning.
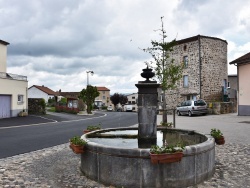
[176,99,208,117]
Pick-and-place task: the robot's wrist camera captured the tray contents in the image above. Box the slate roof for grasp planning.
[229,52,250,65]
[176,35,227,45]
[0,39,9,45]
[30,85,56,95]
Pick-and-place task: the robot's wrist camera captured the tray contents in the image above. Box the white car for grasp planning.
[176,99,208,117]
[107,106,113,111]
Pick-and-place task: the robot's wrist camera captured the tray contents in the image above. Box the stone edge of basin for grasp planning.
[81,127,214,158]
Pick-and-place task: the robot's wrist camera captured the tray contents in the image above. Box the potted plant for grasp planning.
[149,144,185,164]
[18,109,28,117]
[83,124,101,134]
[210,128,225,145]
[159,121,173,128]
[69,136,87,154]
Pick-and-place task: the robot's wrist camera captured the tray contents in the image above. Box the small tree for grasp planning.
[119,94,128,105]
[143,17,183,123]
[79,85,99,114]
[110,93,120,109]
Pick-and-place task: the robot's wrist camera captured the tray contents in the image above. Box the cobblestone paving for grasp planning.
[0,143,249,188]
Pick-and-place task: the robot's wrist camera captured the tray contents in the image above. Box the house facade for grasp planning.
[0,39,28,118]
[126,93,138,111]
[95,86,111,107]
[28,85,56,103]
[229,52,250,115]
[164,35,228,109]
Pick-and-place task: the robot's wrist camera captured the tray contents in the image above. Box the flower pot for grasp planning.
[83,130,91,134]
[215,136,225,145]
[150,152,183,164]
[69,142,85,154]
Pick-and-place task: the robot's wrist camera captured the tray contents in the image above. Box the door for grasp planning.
[0,95,11,118]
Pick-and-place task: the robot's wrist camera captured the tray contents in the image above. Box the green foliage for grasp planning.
[87,124,101,131]
[150,144,185,154]
[210,128,223,139]
[143,17,183,91]
[40,98,46,114]
[70,136,87,146]
[78,99,85,111]
[160,121,173,127]
[60,97,67,105]
[142,17,184,124]
[79,85,100,114]
[101,106,108,110]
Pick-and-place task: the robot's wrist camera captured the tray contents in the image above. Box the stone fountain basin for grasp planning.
[80,127,215,188]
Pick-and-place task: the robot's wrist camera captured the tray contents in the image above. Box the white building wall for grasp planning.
[0,43,7,72]
[28,87,49,102]
[0,78,28,116]
[126,93,138,111]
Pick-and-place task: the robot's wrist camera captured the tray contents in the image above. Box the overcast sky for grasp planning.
[1,0,249,94]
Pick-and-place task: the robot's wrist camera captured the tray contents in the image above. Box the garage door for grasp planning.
[0,95,11,118]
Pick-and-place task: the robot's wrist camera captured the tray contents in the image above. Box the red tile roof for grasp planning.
[229,52,250,65]
[30,85,56,95]
[96,86,110,91]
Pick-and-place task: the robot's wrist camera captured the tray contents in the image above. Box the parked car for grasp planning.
[107,106,113,111]
[176,99,208,117]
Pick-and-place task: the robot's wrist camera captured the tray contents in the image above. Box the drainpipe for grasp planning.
[198,35,202,99]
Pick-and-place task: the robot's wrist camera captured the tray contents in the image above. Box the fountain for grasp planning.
[80,67,215,188]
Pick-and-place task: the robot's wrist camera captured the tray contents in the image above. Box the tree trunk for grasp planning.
[162,89,168,123]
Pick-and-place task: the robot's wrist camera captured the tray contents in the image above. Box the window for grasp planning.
[183,75,188,87]
[18,95,24,104]
[103,96,106,99]
[227,82,230,88]
[183,56,188,68]
[132,96,135,99]
[102,91,105,94]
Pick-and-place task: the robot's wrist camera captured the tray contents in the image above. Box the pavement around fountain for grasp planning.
[0,113,250,188]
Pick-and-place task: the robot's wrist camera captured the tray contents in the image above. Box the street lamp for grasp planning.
[86,71,94,85]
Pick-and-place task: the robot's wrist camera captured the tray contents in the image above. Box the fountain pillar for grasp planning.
[135,67,160,148]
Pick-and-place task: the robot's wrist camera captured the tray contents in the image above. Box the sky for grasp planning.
[1,0,250,94]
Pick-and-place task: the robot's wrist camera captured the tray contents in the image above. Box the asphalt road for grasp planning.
[0,111,138,158]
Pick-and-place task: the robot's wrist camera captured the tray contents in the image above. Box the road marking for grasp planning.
[0,113,107,130]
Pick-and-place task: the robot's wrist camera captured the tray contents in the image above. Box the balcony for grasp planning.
[0,72,27,81]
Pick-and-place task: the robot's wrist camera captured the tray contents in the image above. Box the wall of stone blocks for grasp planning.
[163,36,228,110]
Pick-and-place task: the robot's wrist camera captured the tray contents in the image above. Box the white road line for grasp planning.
[0,113,107,130]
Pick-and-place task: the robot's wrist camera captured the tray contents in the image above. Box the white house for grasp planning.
[0,39,28,118]
[125,93,138,111]
[28,85,56,103]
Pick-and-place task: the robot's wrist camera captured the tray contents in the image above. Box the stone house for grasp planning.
[229,52,250,115]
[28,85,56,103]
[164,35,228,109]
[0,39,28,118]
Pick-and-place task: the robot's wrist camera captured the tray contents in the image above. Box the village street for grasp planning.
[0,112,249,187]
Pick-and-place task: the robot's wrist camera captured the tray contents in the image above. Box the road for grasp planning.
[0,111,138,159]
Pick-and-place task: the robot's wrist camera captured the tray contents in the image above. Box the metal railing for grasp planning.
[0,72,27,81]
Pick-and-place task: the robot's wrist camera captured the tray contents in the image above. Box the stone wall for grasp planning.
[208,102,236,115]
[28,98,46,114]
[164,35,228,110]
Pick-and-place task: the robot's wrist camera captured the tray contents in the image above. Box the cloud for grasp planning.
[1,0,249,93]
